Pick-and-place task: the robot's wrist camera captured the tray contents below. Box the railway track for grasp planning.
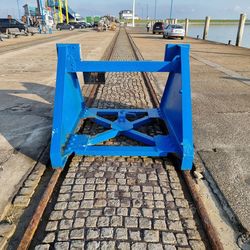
[14,27,222,250]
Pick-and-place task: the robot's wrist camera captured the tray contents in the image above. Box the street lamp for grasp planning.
[170,0,173,21]
[154,0,157,20]
[132,0,135,27]
[16,0,21,20]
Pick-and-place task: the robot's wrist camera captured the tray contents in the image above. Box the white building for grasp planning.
[119,10,139,20]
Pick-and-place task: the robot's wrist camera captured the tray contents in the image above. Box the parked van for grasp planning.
[0,18,26,33]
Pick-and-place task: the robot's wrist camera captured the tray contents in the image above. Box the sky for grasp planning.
[1,0,250,20]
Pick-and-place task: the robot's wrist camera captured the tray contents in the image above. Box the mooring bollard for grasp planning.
[236,13,246,46]
[203,16,210,40]
[185,18,189,37]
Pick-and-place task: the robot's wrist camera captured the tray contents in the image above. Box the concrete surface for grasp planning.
[129,29,250,232]
[0,30,115,218]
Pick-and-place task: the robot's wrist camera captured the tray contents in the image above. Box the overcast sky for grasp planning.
[1,0,250,19]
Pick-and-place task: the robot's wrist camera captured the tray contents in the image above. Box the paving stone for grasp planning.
[117,242,130,250]
[162,232,176,244]
[94,199,107,207]
[104,207,116,216]
[13,195,30,207]
[125,217,138,228]
[70,240,84,250]
[64,210,75,219]
[50,211,64,220]
[167,210,180,221]
[57,230,69,241]
[71,193,84,201]
[154,219,167,230]
[101,228,114,239]
[164,245,176,250]
[142,208,153,218]
[189,240,206,250]
[183,219,197,230]
[168,221,183,232]
[54,202,68,210]
[35,244,50,250]
[98,217,110,227]
[54,241,70,250]
[111,216,123,227]
[0,223,16,238]
[130,208,141,217]
[131,242,147,250]
[108,199,120,207]
[68,201,80,210]
[42,232,55,243]
[139,218,151,229]
[129,230,141,241]
[84,191,94,200]
[186,229,202,240]
[70,229,84,239]
[86,228,100,240]
[90,209,103,216]
[45,221,58,232]
[154,209,165,219]
[148,243,164,250]
[59,219,73,230]
[19,187,35,196]
[100,241,116,250]
[81,200,94,209]
[144,230,159,242]
[115,228,128,240]
[179,208,193,219]
[76,210,89,218]
[73,218,85,228]
[176,233,188,246]
[85,217,98,227]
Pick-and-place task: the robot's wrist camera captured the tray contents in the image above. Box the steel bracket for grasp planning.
[51,43,194,170]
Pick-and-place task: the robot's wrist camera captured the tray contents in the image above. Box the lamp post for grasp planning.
[154,0,157,20]
[132,0,135,27]
[170,0,173,21]
[16,0,21,20]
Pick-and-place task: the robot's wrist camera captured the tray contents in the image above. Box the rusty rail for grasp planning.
[18,169,62,250]
[126,28,223,250]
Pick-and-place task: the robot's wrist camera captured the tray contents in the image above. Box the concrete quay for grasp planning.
[129,28,250,232]
[0,30,116,219]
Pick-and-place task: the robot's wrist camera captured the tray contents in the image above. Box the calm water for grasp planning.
[188,24,250,48]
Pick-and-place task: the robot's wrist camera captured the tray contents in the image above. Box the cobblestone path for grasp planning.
[34,29,207,250]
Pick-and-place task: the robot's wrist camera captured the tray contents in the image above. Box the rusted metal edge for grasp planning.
[125,28,224,250]
[17,168,62,250]
[183,171,224,250]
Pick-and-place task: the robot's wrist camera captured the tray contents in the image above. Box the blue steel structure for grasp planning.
[50,43,194,170]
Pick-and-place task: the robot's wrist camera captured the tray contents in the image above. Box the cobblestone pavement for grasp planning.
[34,29,207,250]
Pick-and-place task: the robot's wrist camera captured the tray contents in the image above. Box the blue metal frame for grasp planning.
[50,43,194,170]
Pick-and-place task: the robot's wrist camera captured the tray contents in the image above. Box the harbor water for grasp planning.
[188,24,250,48]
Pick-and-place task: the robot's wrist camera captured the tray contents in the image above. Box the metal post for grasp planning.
[132,0,135,27]
[170,0,173,21]
[203,16,210,40]
[59,0,63,23]
[65,0,69,23]
[236,13,246,46]
[16,0,21,20]
[185,18,189,36]
[154,0,157,20]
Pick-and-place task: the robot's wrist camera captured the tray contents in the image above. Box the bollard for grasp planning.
[185,18,189,37]
[50,44,194,170]
[203,16,210,40]
[236,13,246,46]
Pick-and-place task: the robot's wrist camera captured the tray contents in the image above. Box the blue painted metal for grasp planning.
[50,43,194,170]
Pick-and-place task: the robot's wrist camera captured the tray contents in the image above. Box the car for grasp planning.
[163,24,185,39]
[56,23,74,31]
[69,21,85,29]
[152,21,164,34]
[0,18,26,33]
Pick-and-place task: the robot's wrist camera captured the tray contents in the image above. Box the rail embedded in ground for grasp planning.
[17,28,218,250]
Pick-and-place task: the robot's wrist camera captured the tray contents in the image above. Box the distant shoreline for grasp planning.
[132,19,250,25]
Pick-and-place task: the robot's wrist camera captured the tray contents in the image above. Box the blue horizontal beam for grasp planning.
[74,146,169,157]
[74,61,175,73]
